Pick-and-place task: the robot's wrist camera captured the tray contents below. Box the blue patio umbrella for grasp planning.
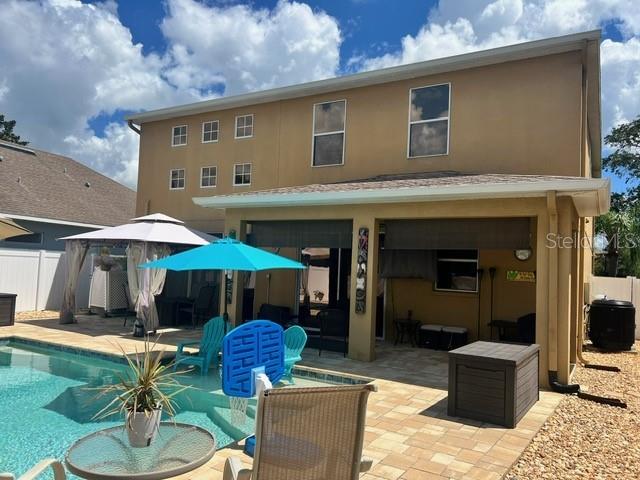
[139,237,306,322]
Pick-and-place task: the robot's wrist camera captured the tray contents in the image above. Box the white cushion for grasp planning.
[420,324,443,332]
[442,326,468,334]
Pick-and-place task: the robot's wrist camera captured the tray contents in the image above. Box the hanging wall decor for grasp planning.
[355,227,369,314]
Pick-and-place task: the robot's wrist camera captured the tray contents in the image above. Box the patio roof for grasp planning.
[193,171,610,217]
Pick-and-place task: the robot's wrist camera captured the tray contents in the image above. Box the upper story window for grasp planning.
[435,250,478,293]
[235,114,254,139]
[233,163,251,186]
[202,121,219,143]
[408,84,450,157]
[312,100,346,167]
[169,168,185,190]
[172,125,187,146]
[200,166,217,188]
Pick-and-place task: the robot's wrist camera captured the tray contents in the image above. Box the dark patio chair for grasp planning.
[317,308,349,357]
[256,303,293,328]
[517,313,536,344]
[179,285,216,328]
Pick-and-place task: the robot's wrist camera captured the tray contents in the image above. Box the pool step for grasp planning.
[209,403,256,441]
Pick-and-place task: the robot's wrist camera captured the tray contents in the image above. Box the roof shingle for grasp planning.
[0,140,135,226]
[205,171,595,199]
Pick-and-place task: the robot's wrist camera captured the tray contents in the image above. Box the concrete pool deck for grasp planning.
[2,315,562,479]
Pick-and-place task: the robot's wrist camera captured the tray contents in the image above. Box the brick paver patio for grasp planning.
[1,315,561,479]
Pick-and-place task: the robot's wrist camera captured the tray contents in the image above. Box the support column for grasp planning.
[557,199,573,384]
[547,192,559,375]
[576,217,588,363]
[348,216,378,361]
[535,214,550,388]
[570,213,580,366]
[222,216,247,327]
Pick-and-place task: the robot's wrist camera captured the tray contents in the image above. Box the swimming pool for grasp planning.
[0,338,343,478]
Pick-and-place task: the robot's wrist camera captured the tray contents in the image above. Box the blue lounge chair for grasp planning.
[283,325,307,383]
[174,316,225,374]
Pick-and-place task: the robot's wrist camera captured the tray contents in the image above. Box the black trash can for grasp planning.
[589,299,636,351]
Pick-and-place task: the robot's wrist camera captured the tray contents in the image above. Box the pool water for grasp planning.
[0,339,330,478]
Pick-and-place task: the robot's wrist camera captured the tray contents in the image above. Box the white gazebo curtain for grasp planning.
[127,242,170,332]
[59,240,89,324]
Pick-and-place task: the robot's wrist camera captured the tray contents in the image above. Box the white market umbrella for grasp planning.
[61,213,216,245]
[0,215,31,240]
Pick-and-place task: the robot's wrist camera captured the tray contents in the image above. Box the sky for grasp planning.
[0,0,639,191]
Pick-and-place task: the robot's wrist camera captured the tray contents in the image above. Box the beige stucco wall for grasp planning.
[135,51,585,230]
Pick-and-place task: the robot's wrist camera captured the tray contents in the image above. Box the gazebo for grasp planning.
[59,213,216,331]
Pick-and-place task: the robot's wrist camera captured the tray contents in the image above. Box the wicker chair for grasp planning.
[223,384,376,480]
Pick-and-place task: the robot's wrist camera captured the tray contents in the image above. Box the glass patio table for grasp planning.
[65,423,216,480]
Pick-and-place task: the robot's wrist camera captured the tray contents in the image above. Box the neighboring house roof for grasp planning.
[192,171,610,217]
[0,140,136,227]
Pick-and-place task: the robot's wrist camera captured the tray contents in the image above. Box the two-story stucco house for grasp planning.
[127,30,609,387]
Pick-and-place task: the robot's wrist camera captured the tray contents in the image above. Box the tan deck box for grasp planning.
[447,341,539,428]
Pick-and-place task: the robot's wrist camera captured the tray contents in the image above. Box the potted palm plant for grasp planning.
[93,338,189,447]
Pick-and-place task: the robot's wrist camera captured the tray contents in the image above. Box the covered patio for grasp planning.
[193,171,610,387]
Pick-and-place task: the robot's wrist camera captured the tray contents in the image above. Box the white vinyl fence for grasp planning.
[0,248,92,312]
[589,275,640,339]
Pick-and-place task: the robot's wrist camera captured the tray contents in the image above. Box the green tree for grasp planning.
[0,114,28,145]
[603,116,640,206]
[596,116,640,276]
[594,209,640,277]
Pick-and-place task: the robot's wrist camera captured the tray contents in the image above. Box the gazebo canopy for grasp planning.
[60,213,216,246]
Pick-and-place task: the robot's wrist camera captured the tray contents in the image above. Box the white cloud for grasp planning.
[0,0,192,188]
[160,0,341,94]
[0,0,341,188]
[601,38,640,127]
[354,0,640,140]
[64,122,140,188]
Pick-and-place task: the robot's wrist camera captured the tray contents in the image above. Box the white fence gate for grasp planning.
[589,275,640,340]
[0,248,92,312]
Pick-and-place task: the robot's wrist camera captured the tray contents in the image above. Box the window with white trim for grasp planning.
[312,100,346,166]
[434,250,478,292]
[172,125,187,146]
[169,168,185,190]
[233,163,251,186]
[235,114,253,138]
[202,121,219,143]
[408,84,450,157]
[200,166,217,188]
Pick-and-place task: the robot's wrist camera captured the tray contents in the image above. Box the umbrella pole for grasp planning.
[223,270,229,333]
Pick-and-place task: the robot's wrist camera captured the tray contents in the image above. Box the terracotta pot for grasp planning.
[126,408,161,447]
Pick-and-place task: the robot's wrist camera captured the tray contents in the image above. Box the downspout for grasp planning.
[127,120,141,135]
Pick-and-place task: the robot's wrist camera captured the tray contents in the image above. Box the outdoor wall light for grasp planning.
[514,248,532,261]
